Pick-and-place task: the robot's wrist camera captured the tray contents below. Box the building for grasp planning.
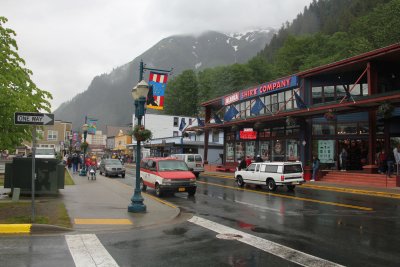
[130,114,224,163]
[201,43,400,186]
[22,120,72,155]
[105,125,131,154]
[114,129,132,155]
[84,130,107,156]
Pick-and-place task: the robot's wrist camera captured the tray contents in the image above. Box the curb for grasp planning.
[0,224,72,235]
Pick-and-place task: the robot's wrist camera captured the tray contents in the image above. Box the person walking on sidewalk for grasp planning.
[340,148,348,171]
[394,145,400,175]
[312,155,320,181]
[72,153,79,173]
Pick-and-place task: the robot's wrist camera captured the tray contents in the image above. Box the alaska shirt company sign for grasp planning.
[223,75,298,106]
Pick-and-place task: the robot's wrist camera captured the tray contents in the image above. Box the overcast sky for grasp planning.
[2,0,312,111]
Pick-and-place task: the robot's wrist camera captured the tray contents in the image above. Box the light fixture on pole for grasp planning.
[128,80,149,213]
[79,123,89,176]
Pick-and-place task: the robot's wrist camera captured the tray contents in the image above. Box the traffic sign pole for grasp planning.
[31,126,36,223]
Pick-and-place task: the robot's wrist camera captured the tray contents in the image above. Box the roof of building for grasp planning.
[106,125,131,137]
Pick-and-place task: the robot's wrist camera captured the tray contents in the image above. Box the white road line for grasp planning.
[188,216,344,267]
[65,234,119,267]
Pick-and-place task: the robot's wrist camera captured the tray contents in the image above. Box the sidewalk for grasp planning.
[0,169,180,234]
[62,170,180,232]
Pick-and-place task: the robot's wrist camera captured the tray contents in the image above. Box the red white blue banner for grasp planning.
[147,71,169,110]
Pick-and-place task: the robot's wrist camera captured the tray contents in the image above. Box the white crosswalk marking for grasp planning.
[65,234,119,267]
[189,216,344,267]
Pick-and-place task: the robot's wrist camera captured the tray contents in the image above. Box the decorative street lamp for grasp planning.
[128,80,149,213]
[79,123,89,176]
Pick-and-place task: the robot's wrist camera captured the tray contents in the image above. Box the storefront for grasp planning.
[201,43,400,174]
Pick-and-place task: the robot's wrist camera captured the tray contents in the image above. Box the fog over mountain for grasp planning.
[54,29,275,130]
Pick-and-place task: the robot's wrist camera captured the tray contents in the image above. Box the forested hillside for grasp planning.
[164,0,400,116]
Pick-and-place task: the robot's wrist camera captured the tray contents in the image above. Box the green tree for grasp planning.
[164,70,198,116]
[0,17,52,151]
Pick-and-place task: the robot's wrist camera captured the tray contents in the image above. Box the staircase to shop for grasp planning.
[319,171,398,188]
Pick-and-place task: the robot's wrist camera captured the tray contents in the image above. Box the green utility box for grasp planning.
[4,158,65,195]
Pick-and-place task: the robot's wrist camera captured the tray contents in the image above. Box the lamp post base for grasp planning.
[128,189,146,213]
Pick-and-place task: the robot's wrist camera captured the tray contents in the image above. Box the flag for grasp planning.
[294,91,308,109]
[250,97,266,115]
[147,71,169,110]
[213,113,223,124]
[179,118,186,131]
[87,118,98,135]
[224,105,239,122]
[197,116,205,127]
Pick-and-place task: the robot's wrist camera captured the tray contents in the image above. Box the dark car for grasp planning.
[99,159,125,178]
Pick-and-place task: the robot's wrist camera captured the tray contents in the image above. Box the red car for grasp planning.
[140,157,197,197]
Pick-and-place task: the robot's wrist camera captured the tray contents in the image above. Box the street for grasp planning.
[0,169,399,267]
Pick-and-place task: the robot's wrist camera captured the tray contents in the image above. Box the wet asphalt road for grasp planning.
[0,170,399,266]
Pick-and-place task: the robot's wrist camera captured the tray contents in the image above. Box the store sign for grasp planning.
[222,75,298,105]
[318,140,334,163]
[240,128,257,140]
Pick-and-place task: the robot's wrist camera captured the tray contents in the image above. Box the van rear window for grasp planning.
[284,164,303,173]
[195,155,202,162]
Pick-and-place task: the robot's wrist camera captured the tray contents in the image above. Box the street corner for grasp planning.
[0,223,72,235]
[126,193,183,228]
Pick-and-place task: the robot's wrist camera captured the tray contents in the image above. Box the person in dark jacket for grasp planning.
[312,155,320,181]
[72,154,80,173]
[255,155,263,162]
[238,157,247,171]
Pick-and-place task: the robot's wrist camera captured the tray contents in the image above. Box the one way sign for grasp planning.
[14,112,55,126]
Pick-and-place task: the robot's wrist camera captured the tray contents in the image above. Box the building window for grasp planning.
[212,131,219,143]
[173,117,179,127]
[48,130,58,141]
[173,131,179,137]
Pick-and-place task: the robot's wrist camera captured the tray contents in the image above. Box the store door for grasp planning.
[337,139,368,170]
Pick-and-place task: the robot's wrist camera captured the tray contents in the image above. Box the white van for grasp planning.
[234,161,304,191]
[170,154,204,178]
[35,147,56,159]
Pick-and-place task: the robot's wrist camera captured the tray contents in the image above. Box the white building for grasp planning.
[83,130,107,155]
[131,114,224,164]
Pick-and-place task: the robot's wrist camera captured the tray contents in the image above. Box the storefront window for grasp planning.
[235,142,245,160]
[324,85,335,102]
[362,83,369,96]
[272,127,284,137]
[312,140,337,170]
[285,90,293,110]
[286,140,299,161]
[359,123,369,134]
[337,123,357,135]
[259,128,271,139]
[272,140,285,161]
[286,126,300,136]
[312,123,335,135]
[259,141,270,161]
[312,86,323,104]
[336,85,347,100]
[226,142,235,162]
[271,95,278,112]
[246,141,256,159]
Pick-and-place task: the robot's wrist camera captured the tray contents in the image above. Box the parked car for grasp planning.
[99,159,125,178]
[235,162,304,191]
[140,157,197,197]
[170,154,204,178]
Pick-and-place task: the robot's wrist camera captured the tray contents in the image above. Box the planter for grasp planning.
[303,165,312,181]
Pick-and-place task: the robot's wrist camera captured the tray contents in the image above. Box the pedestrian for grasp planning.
[245,156,252,166]
[339,148,348,171]
[312,155,320,181]
[238,157,247,171]
[72,153,79,173]
[387,148,395,177]
[377,148,387,174]
[255,154,263,162]
[394,145,400,175]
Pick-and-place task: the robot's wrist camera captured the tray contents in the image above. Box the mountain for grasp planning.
[54,29,276,130]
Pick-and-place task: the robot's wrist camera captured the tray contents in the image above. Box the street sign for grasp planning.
[14,112,55,125]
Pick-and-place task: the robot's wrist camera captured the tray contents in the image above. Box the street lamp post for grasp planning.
[128,80,149,213]
[79,124,89,176]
